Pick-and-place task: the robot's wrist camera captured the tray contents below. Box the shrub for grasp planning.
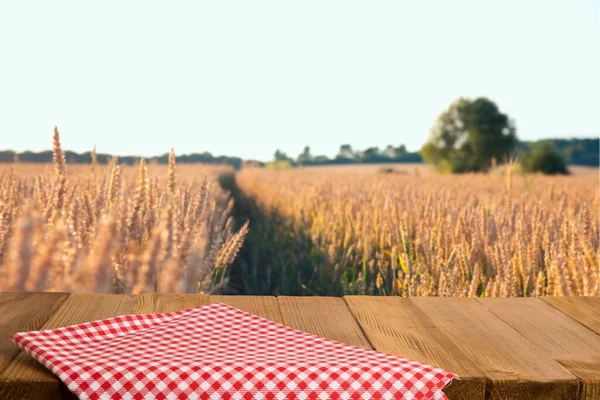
[522,143,569,175]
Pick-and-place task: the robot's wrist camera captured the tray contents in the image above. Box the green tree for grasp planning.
[313,155,330,163]
[383,145,395,159]
[274,149,290,162]
[298,146,313,164]
[522,143,569,175]
[336,144,355,160]
[361,146,381,162]
[422,97,517,173]
[394,145,407,158]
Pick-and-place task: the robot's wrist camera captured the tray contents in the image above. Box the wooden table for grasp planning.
[0,293,599,400]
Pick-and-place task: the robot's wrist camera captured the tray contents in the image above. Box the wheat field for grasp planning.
[234,166,599,296]
[1,129,598,297]
[0,128,247,294]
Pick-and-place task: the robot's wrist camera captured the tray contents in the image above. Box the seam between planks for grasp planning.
[341,296,381,351]
[541,298,600,337]
[422,297,580,400]
[475,298,586,400]
[111,294,130,316]
[471,298,579,381]
[343,297,487,399]
[275,296,286,327]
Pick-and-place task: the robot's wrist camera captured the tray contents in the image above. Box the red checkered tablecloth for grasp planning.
[12,303,456,399]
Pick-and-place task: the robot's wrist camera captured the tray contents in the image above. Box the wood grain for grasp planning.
[410,297,579,400]
[345,296,486,400]
[0,293,598,400]
[114,294,140,315]
[0,293,133,399]
[277,296,371,348]
[126,293,209,313]
[0,292,69,376]
[479,297,600,399]
[211,295,282,323]
[542,297,600,335]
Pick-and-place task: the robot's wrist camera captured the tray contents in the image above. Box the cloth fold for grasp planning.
[13,303,456,399]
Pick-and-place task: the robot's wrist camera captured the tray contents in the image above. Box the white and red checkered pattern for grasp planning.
[12,303,456,399]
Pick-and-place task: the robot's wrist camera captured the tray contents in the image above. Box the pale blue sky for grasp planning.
[1,1,599,161]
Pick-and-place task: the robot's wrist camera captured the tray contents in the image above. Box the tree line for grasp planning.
[271,144,423,167]
[0,149,247,170]
[1,111,597,172]
[270,137,597,170]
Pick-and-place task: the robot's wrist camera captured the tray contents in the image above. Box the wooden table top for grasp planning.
[0,293,599,400]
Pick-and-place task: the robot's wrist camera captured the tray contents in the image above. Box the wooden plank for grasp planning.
[123,293,209,314]
[277,296,371,348]
[211,295,282,323]
[1,294,596,400]
[542,297,600,335]
[114,294,140,315]
[0,292,69,376]
[345,296,486,400]
[0,293,133,400]
[479,297,600,399]
[409,297,579,400]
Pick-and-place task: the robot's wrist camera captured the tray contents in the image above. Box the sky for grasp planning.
[1,1,599,161]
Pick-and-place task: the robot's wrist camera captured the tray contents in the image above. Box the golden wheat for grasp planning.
[0,128,246,294]
[236,166,599,296]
